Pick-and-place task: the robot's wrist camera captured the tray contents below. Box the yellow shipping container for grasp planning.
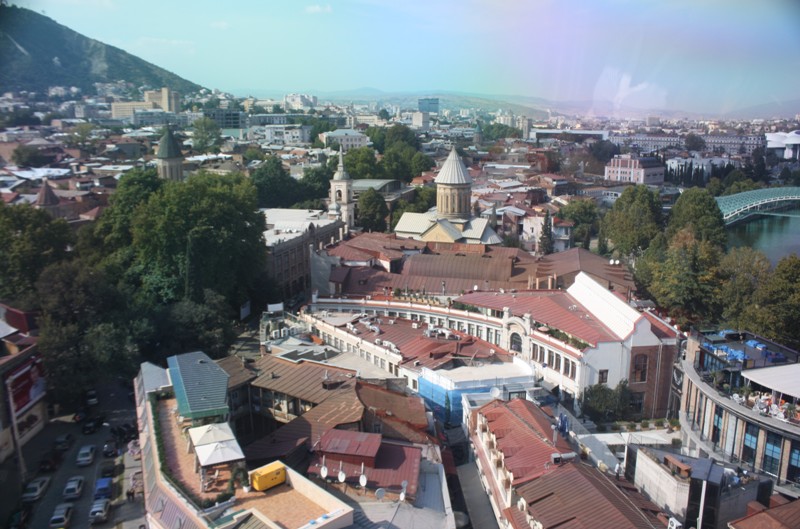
[251,461,286,491]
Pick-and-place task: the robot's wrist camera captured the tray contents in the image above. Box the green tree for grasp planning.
[244,146,265,163]
[95,168,163,250]
[559,199,598,249]
[271,104,285,114]
[250,157,302,207]
[482,123,521,142]
[602,186,663,258]
[589,140,620,164]
[744,255,800,349]
[345,147,381,179]
[299,164,334,199]
[357,188,388,232]
[378,108,390,121]
[667,187,727,249]
[539,211,554,255]
[129,172,266,307]
[157,289,236,360]
[411,152,434,176]
[684,133,706,152]
[716,247,772,329]
[11,144,53,167]
[0,203,73,305]
[648,229,722,325]
[192,116,221,153]
[725,179,761,195]
[381,142,416,181]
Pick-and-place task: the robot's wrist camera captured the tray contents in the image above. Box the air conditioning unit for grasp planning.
[280,328,288,337]
[375,339,382,346]
[412,323,418,329]
[271,330,281,339]
[668,518,683,529]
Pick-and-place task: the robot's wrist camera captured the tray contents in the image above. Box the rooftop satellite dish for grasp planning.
[338,470,346,483]
[320,466,328,479]
[490,387,501,399]
[401,480,408,492]
[359,474,367,487]
[399,491,406,502]
[375,488,386,501]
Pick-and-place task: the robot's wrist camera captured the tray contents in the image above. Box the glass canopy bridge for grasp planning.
[715,186,800,225]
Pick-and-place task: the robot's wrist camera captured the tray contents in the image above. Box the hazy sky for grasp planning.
[17,0,800,114]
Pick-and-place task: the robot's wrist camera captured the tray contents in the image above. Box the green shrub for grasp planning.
[610,424,620,431]
[669,418,680,427]
[628,422,637,431]
[641,420,649,429]
[654,419,664,427]
[596,424,607,432]
[671,438,682,448]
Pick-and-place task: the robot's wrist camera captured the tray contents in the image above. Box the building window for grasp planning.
[763,432,782,476]
[633,354,648,383]
[788,441,800,483]
[554,354,561,372]
[599,370,609,384]
[510,333,522,353]
[547,349,555,367]
[630,392,645,414]
[712,405,723,445]
[742,423,758,465]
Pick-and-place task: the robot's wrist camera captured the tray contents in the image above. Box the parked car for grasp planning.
[93,477,113,500]
[76,445,96,466]
[100,462,116,478]
[102,440,117,458]
[48,503,73,529]
[62,475,84,500]
[38,450,63,472]
[86,388,99,406]
[53,433,74,452]
[88,498,111,524]
[72,408,88,422]
[21,476,51,502]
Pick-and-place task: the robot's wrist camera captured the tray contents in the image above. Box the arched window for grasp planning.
[510,333,522,353]
[633,354,648,383]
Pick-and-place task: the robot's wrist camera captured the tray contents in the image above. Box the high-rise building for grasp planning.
[418,97,439,114]
[144,87,181,113]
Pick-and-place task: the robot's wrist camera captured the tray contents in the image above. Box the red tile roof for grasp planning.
[308,438,422,498]
[478,399,572,485]
[319,429,381,458]
[457,290,619,345]
[729,499,800,529]
[512,463,659,529]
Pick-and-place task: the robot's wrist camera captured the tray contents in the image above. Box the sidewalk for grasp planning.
[114,445,146,529]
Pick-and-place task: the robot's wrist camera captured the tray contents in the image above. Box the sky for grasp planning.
[15,0,800,115]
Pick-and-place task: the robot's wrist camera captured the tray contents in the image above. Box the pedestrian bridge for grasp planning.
[715,187,800,225]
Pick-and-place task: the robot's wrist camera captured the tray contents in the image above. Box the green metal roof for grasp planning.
[156,127,183,159]
[167,351,229,420]
[715,186,800,223]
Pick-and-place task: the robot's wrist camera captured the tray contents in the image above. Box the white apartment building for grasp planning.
[604,154,665,184]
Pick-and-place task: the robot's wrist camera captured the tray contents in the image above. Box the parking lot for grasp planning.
[1,381,145,529]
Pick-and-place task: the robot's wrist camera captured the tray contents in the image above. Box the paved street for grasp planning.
[0,380,145,529]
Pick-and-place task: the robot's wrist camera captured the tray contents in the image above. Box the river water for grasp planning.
[726,206,800,265]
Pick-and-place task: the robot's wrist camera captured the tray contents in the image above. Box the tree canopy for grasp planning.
[0,202,73,306]
[191,116,221,153]
[357,188,388,232]
[601,186,663,258]
[684,133,706,152]
[667,187,727,249]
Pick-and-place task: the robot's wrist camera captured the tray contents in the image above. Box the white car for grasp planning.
[76,444,96,466]
[21,476,51,502]
[88,498,111,524]
[62,475,85,500]
[49,502,74,528]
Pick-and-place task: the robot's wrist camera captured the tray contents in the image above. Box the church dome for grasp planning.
[435,147,472,185]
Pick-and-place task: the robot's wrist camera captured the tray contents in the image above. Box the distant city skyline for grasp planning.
[15,0,800,116]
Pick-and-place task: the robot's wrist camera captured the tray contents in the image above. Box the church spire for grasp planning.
[333,149,350,181]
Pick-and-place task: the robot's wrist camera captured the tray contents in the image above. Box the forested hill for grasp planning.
[0,5,203,95]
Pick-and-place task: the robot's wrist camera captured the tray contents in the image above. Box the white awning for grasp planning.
[742,364,800,400]
[195,440,245,467]
[188,423,235,447]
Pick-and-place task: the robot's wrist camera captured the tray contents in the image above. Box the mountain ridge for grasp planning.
[0,5,203,95]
